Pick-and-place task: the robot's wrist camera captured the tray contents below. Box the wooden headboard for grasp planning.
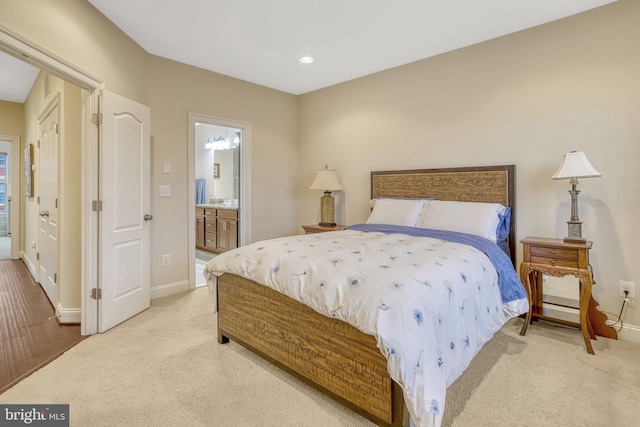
[371,165,516,265]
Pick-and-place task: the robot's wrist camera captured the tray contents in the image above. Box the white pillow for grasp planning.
[366,198,426,227]
[416,200,506,242]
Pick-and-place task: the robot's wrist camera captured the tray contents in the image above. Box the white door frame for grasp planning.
[0,134,20,259]
[0,24,102,335]
[187,113,252,290]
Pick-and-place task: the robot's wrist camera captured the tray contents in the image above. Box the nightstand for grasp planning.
[302,224,347,234]
[519,236,617,354]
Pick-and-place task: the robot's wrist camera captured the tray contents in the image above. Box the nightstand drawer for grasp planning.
[530,255,578,268]
[530,246,578,260]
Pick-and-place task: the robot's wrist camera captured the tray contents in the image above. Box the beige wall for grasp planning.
[0,100,24,137]
[60,81,82,310]
[298,0,640,329]
[147,56,298,286]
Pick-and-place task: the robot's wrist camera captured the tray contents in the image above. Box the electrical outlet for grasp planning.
[162,254,171,266]
[619,280,635,299]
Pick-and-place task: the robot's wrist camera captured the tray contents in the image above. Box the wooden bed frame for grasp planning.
[217,165,516,426]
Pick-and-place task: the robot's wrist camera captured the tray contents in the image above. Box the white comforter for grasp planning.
[205,229,527,426]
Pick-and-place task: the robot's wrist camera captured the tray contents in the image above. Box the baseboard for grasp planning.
[611,322,640,344]
[56,302,81,324]
[20,251,37,280]
[151,280,189,300]
[20,253,188,302]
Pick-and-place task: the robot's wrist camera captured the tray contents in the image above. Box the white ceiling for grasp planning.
[0,51,39,103]
[0,0,615,102]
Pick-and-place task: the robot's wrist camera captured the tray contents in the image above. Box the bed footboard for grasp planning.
[217,273,404,427]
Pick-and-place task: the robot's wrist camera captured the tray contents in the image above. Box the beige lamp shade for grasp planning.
[309,167,343,191]
[552,151,601,180]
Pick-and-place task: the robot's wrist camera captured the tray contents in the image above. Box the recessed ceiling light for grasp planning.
[299,56,314,64]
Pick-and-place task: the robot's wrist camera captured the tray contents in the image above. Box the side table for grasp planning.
[519,236,617,354]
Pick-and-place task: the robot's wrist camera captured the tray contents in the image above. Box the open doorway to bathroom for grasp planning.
[188,112,252,291]
[194,123,241,287]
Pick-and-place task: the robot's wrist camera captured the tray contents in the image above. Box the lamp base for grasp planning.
[319,222,337,227]
[564,220,585,243]
[319,192,336,226]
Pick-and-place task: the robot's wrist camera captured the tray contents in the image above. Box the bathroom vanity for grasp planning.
[196,203,238,253]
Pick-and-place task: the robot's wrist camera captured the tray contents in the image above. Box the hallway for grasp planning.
[0,259,84,393]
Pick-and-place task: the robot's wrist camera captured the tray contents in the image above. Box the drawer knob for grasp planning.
[550,250,556,254]
[550,260,556,266]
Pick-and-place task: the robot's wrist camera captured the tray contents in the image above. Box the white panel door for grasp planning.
[38,104,59,306]
[99,90,151,332]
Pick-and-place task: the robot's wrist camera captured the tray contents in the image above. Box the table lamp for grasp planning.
[551,151,601,242]
[309,165,343,226]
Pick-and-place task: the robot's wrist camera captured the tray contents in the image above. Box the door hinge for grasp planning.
[54,273,57,283]
[55,123,59,134]
[37,139,41,148]
[55,198,58,208]
[92,113,103,125]
[37,196,40,204]
[92,200,103,212]
[36,252,40,260]
[91,288,102,300]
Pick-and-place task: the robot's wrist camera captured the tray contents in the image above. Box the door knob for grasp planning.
[39,210,49,217]
[144,214,153,221]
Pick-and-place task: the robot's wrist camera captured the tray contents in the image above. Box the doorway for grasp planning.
[0,29,102,334]
[194,123,241,287]
[0,135,20,261]
[0,149,9,259]
[187,113,252,290]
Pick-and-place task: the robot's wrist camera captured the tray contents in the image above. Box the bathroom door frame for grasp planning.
[187,112,252,290]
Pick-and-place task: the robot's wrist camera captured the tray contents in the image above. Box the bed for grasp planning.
[205,165,528,427]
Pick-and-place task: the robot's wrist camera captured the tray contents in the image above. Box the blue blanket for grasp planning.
[347,223,526,303]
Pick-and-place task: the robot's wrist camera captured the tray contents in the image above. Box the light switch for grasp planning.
[162,161,171,174]
[158,185,171,197]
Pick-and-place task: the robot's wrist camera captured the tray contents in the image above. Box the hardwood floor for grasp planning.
[0,259,85,394]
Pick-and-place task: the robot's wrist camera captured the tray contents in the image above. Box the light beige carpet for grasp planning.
[1,287,638,427]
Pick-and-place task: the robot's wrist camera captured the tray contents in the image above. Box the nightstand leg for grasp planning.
[519,263,533,336]
[579,271,595,355]
[585,304,596,340]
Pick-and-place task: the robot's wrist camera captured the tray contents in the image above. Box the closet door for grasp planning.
[38,102,60,307]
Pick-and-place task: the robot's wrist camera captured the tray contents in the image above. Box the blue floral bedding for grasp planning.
[205,224,528,427]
